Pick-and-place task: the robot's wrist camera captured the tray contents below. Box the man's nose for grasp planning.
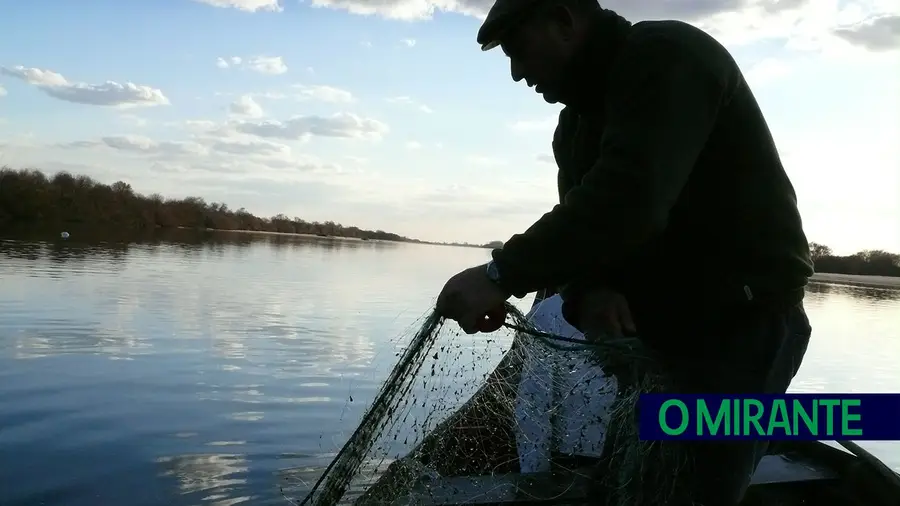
[510,59,525,83]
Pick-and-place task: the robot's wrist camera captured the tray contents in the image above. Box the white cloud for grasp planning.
[193,0,283,12]
[208,138,290,157]
[57,131,341,176]
[293,84,354,103]
[401,38,416,47]
[304,0,895,52]
[833,14,900,51]
[229,94,264,118]
[216,55,287,75]
[216,56,243,69]
[1,66,67,86]
[246,56,288,75]
[536,153,554,164]
[234,113,389,141]
[305,0,807,25]
[183,119,219,132]
[0,84,6,97]
[0,66,169,108]
[406,141,422,150]
[61,135,208,158]
[385,96,433,113]
[308,0,489,21]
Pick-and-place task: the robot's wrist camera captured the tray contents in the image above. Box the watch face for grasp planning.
[487,261,500,281]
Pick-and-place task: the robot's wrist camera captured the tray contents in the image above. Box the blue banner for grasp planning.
[638,394,900,441]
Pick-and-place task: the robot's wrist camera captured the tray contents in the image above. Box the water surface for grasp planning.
[1,232,897,505]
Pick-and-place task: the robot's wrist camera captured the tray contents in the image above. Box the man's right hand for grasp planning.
[574,287,637,339]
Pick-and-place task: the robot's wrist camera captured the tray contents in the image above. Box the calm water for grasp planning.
[1,232,898,506]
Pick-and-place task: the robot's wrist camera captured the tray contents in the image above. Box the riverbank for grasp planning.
[197,227,393,243]
[810,273,900,290]
[193,227,494,249]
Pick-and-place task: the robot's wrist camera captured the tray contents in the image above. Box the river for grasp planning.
[1,232,898,505]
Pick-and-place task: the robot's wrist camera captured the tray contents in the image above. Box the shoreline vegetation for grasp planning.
[1,167,898,285]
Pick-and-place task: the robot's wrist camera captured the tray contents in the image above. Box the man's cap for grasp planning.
[476,0,546,51]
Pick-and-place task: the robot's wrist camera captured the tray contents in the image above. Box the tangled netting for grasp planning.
[288,297,694,506]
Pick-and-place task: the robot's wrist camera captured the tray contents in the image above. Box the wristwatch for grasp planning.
[486,260,522,298]
[486,260,501,284]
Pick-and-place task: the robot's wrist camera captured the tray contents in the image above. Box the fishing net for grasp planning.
[286,293,692,506]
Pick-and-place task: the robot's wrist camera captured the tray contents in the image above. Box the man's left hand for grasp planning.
[436,264,510,334]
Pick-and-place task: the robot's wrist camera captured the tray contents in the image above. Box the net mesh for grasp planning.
[285,294,692,506]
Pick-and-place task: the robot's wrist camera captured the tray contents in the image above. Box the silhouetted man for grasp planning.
[435,0,814,504]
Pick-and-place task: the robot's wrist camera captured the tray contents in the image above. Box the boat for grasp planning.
[352,290,900,506]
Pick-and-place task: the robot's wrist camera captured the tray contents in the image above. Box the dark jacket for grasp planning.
[491,11,813,324]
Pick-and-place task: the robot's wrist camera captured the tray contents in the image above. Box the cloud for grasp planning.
[833,14,900,51]
[208,138,290,157]
[536,154,554,164]
[305,0,896,52]
[58,132,340,175]
[60,135,207,158]
[216,56,242,69]
[183,119,220,132]
[193,0,283,12]
[401,38,416,47]
[0,65,169,108]
[405,141,422,150]
[0,84,6,97]
[385,96,433,113]
[230,94,264,118]
[307,0,488,20]
[234,113,389,141]
[245,56,288,75]
[293,84,354,103]
[216,55,288,75]
[305,0,804,24]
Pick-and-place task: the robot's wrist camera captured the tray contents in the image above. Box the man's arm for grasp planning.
[491,28,738,297]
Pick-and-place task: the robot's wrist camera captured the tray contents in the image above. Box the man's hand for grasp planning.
[436,264,509,334]
[575,287,636,339]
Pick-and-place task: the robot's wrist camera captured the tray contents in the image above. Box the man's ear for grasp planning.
[546,3,577,40]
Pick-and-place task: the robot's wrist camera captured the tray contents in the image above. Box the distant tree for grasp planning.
[809,242,832,261]
[0,166,413,243]
[811,245,900,277]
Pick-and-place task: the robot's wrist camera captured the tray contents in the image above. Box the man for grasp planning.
[435,0,814,504]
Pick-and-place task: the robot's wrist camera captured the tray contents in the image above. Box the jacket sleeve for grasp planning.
[491,31,737,297]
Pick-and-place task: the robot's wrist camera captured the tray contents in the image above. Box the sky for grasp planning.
[0,0,898,253]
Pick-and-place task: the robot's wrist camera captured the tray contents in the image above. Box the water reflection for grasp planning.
[0,234,897,506]
[0,231,398,368]
[808,281,899,301]
[11,325,151,360]
[156,453,251,505]
[0,228,403,270]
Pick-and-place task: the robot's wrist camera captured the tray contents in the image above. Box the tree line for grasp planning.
[0,167,897,276]
[808,242,899,277]
[0,167,411,242]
